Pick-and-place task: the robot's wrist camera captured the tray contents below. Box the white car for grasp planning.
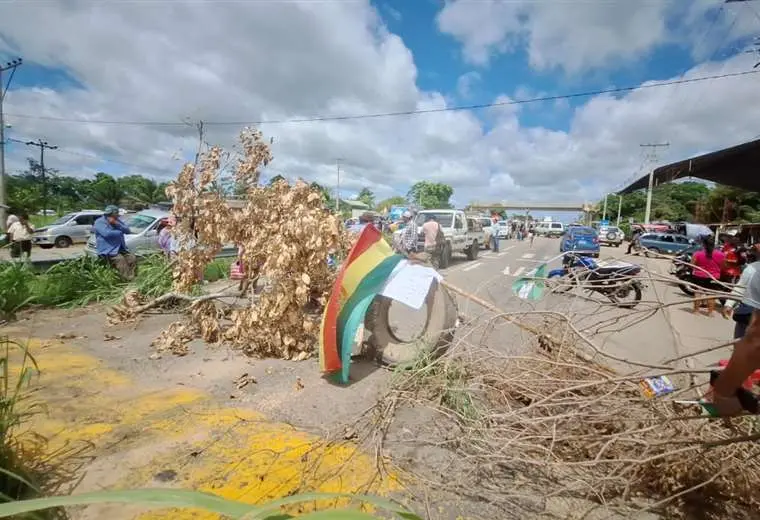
[599,226,625,247]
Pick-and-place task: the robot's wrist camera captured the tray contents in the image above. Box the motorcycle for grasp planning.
[547,254,644,308]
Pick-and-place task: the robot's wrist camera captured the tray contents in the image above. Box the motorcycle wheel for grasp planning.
[609,280,642,309]
[547,271,575,293]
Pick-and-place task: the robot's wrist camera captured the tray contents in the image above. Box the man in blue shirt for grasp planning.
[93,205,136,280]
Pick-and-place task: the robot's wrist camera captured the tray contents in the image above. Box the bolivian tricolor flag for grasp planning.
[320,224,403,384]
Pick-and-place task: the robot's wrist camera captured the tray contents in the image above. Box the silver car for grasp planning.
[86,209,169,255]
[33,210,103,248]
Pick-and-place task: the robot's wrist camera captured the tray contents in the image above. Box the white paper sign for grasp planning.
[380,261,443,310]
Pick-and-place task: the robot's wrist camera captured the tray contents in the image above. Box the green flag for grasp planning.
[511,263,547,301]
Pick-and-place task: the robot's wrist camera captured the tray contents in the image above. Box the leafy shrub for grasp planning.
[0,263,35,320]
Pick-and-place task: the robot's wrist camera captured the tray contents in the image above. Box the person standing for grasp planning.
[399,211,418,255]
[710,259,760,415]
[627,227,642,255]
[491,215,500,253]
[422,214,443,262]
[690,235,726,317]
[93,205,136,280]
[7,212,35,260]
[723,246,760,339]
[158,216,175,257]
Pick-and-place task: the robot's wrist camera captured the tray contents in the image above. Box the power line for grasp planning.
[6,136,175,172]
[24,139,57,214]
[6,69,760,128]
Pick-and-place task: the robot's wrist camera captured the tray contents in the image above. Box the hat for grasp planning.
[104,205,120,216]
[402,210,413,219]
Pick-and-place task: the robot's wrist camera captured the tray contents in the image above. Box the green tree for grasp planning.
[407,181,454,209]
[268,174,287,186]
[118,175,168,208]
[88,173,125,207]
[376,195,407,213]
[357,187,375,209]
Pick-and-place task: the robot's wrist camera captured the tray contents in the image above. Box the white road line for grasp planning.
[512,266,525,277]
[502,266,510,275]
[521,253,535,259]
[543,256,551,260]
[462,262,482,272]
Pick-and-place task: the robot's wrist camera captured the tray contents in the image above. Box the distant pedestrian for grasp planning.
[158,216,175,257]
[491,215,500,252]
[398,211,418,256]
[529,229,535,247]
[93,205,136,281]
[627,228,642,255]
[7,212,34,260]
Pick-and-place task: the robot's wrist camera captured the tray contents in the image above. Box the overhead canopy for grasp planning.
[618,138,760,195]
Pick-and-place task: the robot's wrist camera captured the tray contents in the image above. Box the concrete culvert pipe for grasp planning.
[363,280,458,367]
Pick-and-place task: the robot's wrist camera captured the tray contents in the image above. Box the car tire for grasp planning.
[644,247,660,258]
[439,242,452,269]
[54,236,72,248]
[364,281,458,368]
[39,244,54,250]
[466,240,478,260]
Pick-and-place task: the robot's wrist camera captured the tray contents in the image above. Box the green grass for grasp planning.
[27,216,58,229]
[0,254,178,317]
[0,489,422,519]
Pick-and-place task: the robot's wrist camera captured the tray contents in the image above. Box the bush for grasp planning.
[0,263,35,321]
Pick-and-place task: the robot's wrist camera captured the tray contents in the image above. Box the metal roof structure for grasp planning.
[618,138,760,195]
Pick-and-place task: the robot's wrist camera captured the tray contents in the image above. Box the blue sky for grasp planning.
[1,0,760,210]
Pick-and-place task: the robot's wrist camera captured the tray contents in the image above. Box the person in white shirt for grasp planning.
[7,212,35,259]
[723,246,760,339]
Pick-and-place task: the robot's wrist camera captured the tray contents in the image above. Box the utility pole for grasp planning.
[335,158,342,214]
[602,194,608,221]
[0,58,23,230]
[25,139,58,217]
[616,194,623,226]
[640,143,669,224]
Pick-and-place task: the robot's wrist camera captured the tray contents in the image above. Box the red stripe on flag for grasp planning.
[321,224,383,372]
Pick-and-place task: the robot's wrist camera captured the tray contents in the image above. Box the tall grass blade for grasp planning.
[0,489,257,518]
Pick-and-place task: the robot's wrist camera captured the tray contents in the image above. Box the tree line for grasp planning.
[7,158,461,217]
[6,159,169,214]
[593,182,760,224]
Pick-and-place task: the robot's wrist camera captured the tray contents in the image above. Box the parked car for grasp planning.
[536,221,565,238]
[33,210,103,249]
[637,232,693,256]
[599,226,624,247]
[560,226,600,257]
[474,216,493,249]
[86,209,169,255]
[407,209,481,268]
[493,220,510,239]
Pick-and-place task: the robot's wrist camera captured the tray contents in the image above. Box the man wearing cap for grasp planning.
[93,205,136,280]
[399,210,418,255]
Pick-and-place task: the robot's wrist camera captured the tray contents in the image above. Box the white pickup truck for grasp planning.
[409,209,483,268]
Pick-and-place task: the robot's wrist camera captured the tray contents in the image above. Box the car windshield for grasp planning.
[415,212,453,227]
[572,228,597,237]
[123,214,157,233]
[49,213,77,226]
[497,221,508,227]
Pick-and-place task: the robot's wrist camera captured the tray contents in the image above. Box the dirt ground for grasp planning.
[5,304,410,519]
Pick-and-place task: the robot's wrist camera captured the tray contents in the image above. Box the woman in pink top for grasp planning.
[691,235,725,316]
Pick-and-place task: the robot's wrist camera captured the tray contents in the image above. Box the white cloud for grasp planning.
[436,0,758,73]
[0,1,759,210]
[456,71,481,99]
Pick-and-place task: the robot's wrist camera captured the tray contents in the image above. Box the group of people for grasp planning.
[490,217,534,253]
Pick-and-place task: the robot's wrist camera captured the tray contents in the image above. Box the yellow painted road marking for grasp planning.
[10,337,401,519]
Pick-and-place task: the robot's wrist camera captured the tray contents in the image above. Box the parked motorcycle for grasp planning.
[547,254,643,308]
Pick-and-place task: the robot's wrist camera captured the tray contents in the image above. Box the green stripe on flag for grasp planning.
[512,263,547,301]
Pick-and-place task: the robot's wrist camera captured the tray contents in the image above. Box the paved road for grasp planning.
[0,243,86,262]
[434,236,735,381]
